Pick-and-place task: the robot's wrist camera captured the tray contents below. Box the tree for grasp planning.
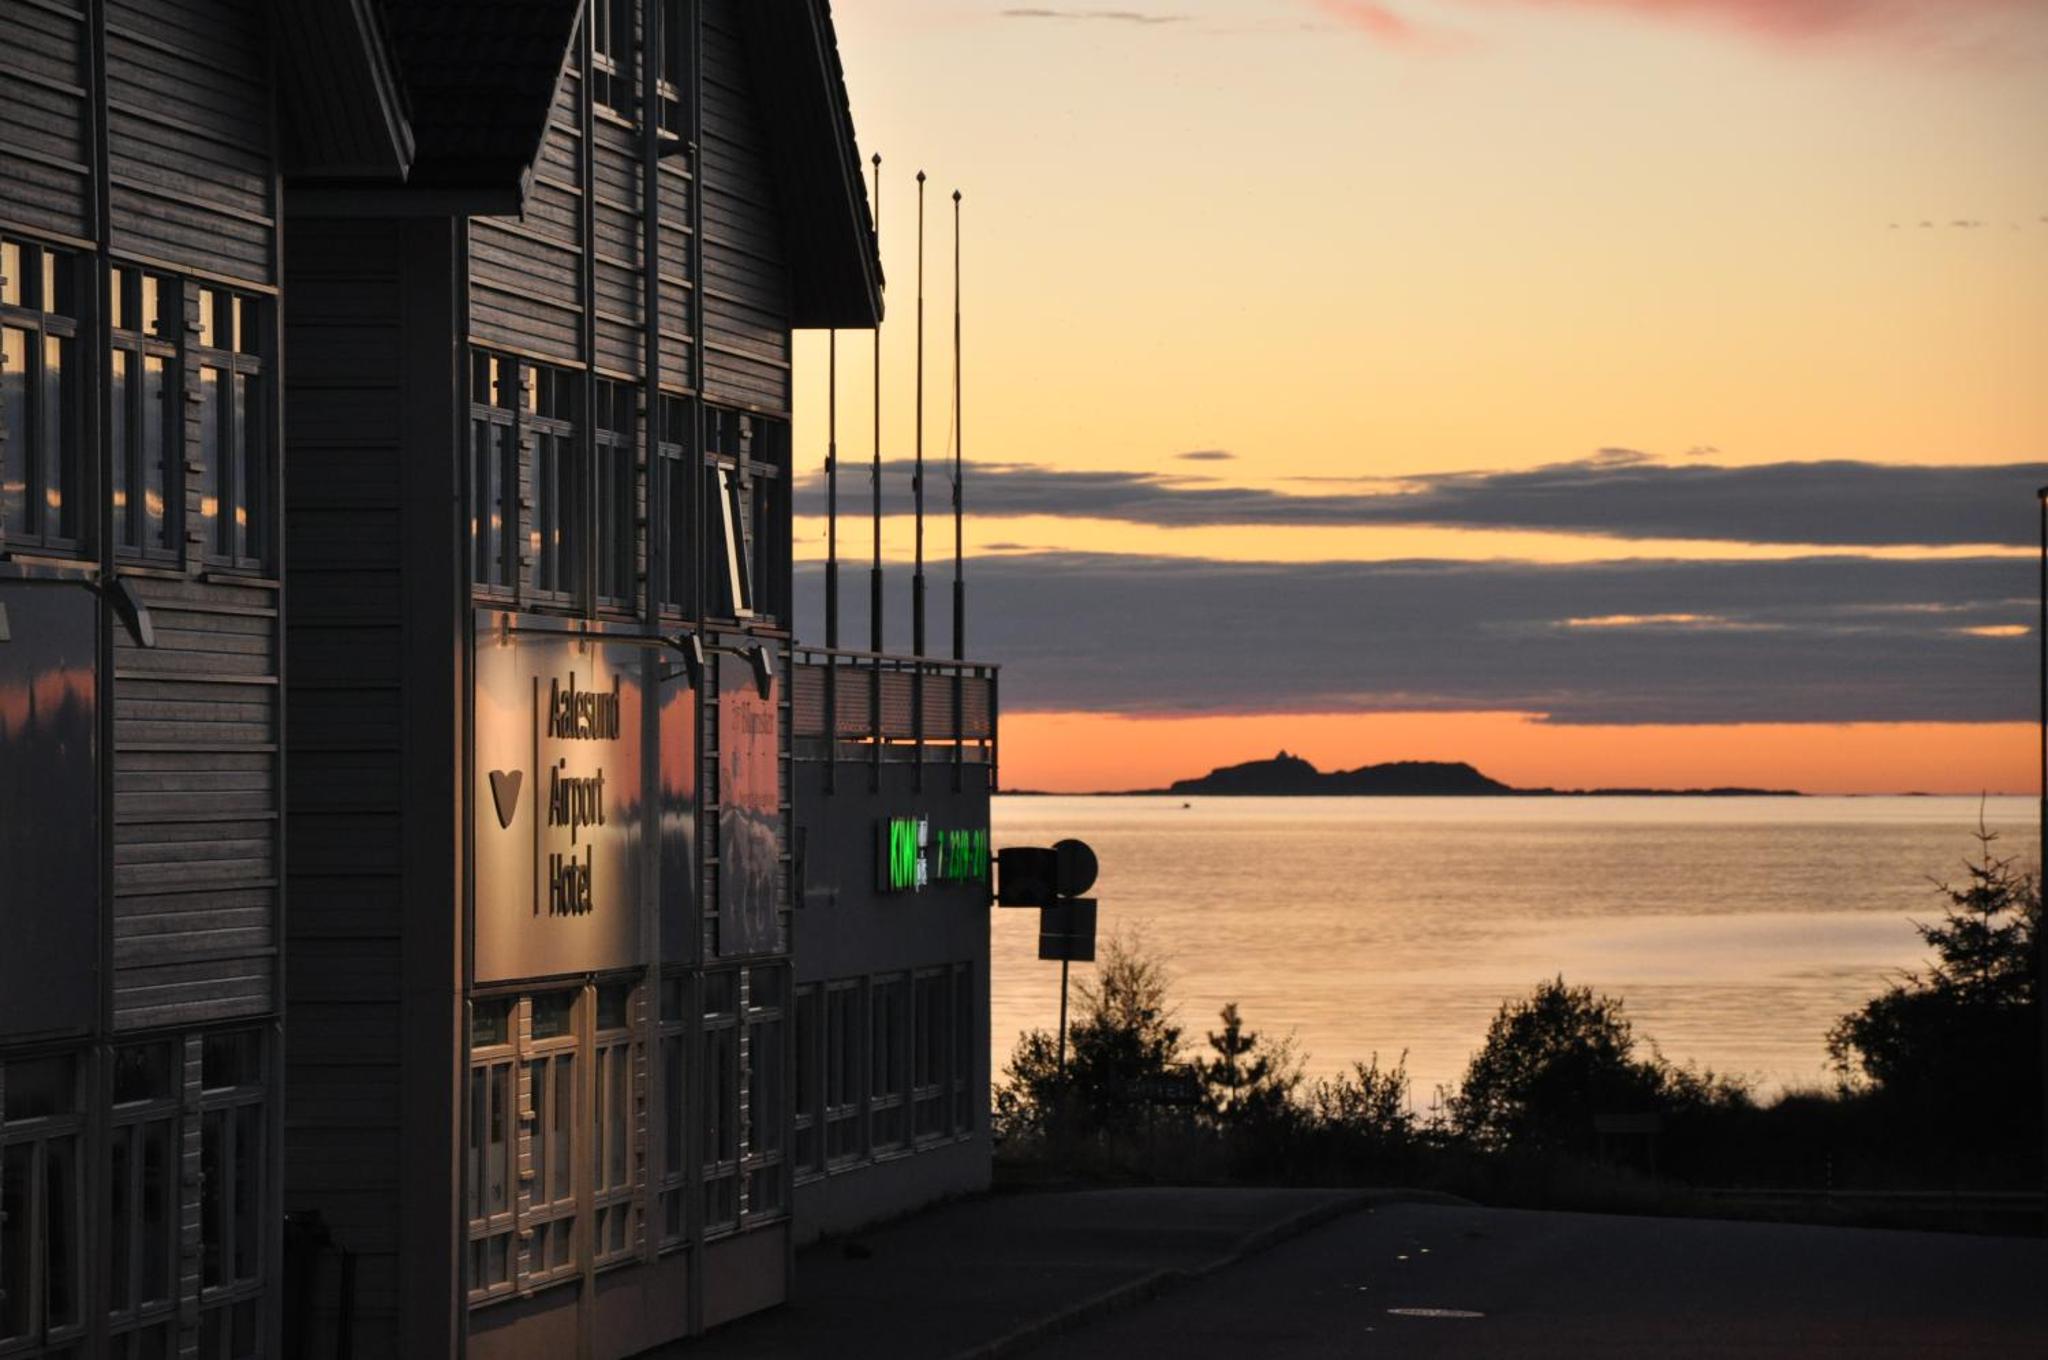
[1450,977,1666,1152]
[997,931,1184,1135]
[1827,829,2041,1154]
[1196,1003,1302,1122]
[1308,1052,1416,1144]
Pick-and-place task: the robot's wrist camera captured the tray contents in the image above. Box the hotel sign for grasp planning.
[878,816,990,894]
[474,614,648,982]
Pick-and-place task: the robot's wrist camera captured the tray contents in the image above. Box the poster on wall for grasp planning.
[716,651,779,957]
[0,583,99,1037]
[473,613,649,983]
[658,676,697,963]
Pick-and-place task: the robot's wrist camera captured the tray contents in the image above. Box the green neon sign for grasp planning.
[878,817,990,893]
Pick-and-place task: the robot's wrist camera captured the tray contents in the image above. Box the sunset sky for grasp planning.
[791,0,2047,793]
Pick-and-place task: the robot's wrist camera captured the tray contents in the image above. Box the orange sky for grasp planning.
[792,0,2048,794]
[997,712,2036,796]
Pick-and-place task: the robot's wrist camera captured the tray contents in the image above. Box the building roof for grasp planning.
[277,0,883,323]
[740,0,885,328]
[376,0,584,206]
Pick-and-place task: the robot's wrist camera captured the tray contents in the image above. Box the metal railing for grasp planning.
[791,646,998,789]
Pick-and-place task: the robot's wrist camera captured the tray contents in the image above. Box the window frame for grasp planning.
[195,1030,267,1356]
[590,983,640,1270]
[700,972,741,1236]
[106,1043,181,1350]
[188,286,270,574]
[464,1000,520,1306]
[0,235,85,559]
[107,265,179,565]
[468,352,521,598]
[0,1053,89,1359]
[741,968,787,1223]
[822,980,865,1166]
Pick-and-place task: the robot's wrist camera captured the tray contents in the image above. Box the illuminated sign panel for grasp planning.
[0,583,98,1037]
[878,817,990,894]
[474,613,648,982]
[716,651,779,957]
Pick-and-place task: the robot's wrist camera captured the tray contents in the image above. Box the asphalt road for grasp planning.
[1032,1202,2048,1358]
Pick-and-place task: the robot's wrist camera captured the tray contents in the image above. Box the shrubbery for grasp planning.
[994,838,2044,1206]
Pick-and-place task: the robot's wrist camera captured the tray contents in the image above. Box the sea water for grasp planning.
[989,795,2040,1105]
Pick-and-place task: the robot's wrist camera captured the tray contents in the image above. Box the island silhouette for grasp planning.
[1074,751,1801,797]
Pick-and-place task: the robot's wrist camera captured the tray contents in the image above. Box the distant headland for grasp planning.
[1024,751,1802,798]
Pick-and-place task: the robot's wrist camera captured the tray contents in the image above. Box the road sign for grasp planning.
[1038,898,1097,962]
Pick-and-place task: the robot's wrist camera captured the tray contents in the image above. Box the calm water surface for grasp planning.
[989,796,2039,1104]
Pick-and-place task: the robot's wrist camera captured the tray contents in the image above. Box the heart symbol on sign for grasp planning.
[488,769,524,831]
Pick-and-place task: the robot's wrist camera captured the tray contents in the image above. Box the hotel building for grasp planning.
[1,2,997,1356]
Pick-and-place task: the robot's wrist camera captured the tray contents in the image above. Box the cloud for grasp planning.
[1000,7,1189,23]
[1310,0,1435,45]
[799,552,2032,724]
[795,456,2048,548]
[1460,0,2034,45]
[1176,449,1236,462]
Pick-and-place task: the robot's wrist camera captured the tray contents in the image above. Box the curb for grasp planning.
[950,1191,1402,1360]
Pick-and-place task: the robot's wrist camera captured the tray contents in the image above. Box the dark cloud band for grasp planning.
[795,454,2048,548]
[799,551,2033,725]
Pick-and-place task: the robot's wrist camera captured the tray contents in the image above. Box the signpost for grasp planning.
[999,837,1100,1079]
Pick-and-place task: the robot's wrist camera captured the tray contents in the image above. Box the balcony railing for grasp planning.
[791,646,998,779]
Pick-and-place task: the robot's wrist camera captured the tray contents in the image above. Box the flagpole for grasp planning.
[914,170,928,661]
[826,331,839,650]
[952,189,965,662]
[870,153,885,657]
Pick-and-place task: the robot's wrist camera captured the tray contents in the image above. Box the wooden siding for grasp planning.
[105,0,277,286]
[469,69,585,365]
[110,575,280,1028]
[0,0,92,242]
[282,216,409,1356]
[700,1,791,412]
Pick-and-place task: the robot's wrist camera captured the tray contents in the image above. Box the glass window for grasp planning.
[592,984,637,1267]
[109,1042,179,1347]
[465,1000,517,1304]
[657,0,690,136]
[195,1031,266,1357]
[912,971,949,1141]
[469,351,519,593]
[702,407,789,623]
[188,287,269,572]
[701,975,739,1233]
[823,982,864,1164]
[528,365,582,603]
[793,985,822,1180]
[870,977,907,1152]
[656,976,688,1248]
[953,966,975,1134]
[655,394,692,613]
[589,0,636,119]
[1,1053,86,1354]
[594,380,637,610]
[744,968,786,1219]
[0,237,83,556]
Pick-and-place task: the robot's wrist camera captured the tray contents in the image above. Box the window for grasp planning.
[190,287,269,571]
[743,969,786,1219]
[912,971,949,1141]
[953,966,975,1135]
[107,1045,179,1357]
[589,0,635,119]
[594,380,637,610]
[869,977,907,1153]
[655,977,688,1248]
[701,973,739,1234]
[524,992,580,1288]
[703,408,790,623]
[469,353,519,594]
[0,236,83,556]
[197,1030,266,1360]
[655,393,691,614]
[109,266,176,561]
[656,0,690,137]
[823,982,863,1164]
[527,365,581,602]
[592,984,638,1267]
[792,985,822,1181]
[0,1053,86,1356]
[464,1001,517,1303]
